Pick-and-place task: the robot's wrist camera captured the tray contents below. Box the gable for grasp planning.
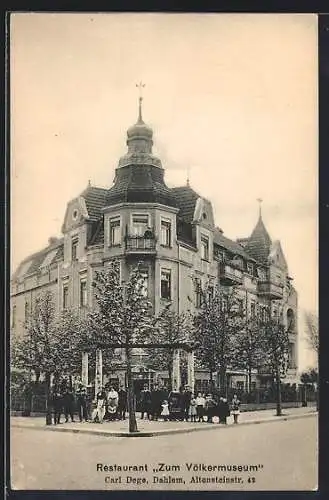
[193,197,215,228]
[61,196,90,233]
[268,240,288,271]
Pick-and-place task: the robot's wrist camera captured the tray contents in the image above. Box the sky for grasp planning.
[10,13,318,370]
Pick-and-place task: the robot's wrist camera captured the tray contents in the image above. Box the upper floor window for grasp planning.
[71,238,78,261]
[109,217,121,246]
[207,285,214,304]
[11,305,16,328]
[132,214,149,237]
[139,268,149,297]
[250,301,256,318]
[257,268,266,281]
[194,277,202,308]
[160,268,171,300]
[247,262,254,275]
[63,284,69,310]
[201,235,209,261]
[80,280,87,307]
[24,301,29,323]
[160,219,171,247]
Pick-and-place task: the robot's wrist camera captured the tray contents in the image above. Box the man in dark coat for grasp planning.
[217,396,230,424]
[76,385,88,422]
[205,394,216,423]
[117,386,127,420]
[140,385,152,420]
[150,385,163,421]
[181,386,192,422]
[63,388,75,423]
[53,389,63,425]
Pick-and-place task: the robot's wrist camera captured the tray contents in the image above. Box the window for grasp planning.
[11,305,16,328]
[132,214,149,236]
[24,302,29,322]
[160,269,171,300]
[71,238,78,261]
[194,278,202,308]
[80,280,87,307]
[139,268,149,297]
[250,302,256,318]
[201,235,209,261]
[247,262,254,275]
[207,285,214,304]
[109,217,121,246]
[288,343,294,368]
[237,298,244,314]
[251,382,257,390]
[63,284,69,310]
[236,381,244,390]
[257,268,266,281]
[160,219,171,247]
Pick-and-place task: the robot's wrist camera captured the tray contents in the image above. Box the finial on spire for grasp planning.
[257,198,263,218]
[186,165,190,187]
[136,81,145,122]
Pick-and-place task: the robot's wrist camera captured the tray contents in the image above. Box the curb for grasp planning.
[11,411,317,438]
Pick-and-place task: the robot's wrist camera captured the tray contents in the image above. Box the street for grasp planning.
[10,415,317,491]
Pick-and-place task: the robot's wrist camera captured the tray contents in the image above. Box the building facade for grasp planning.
[11,99,298,392]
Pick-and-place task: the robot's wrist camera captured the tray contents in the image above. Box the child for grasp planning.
[161,400,170,422]
[188,396,197,422]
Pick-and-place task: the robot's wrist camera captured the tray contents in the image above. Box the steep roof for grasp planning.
[171,185,200,223]
[213,228,254,261]
[12,239,64,280]
[244,215,272,263]
[81,186,108,221]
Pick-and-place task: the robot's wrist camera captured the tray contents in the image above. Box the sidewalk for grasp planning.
[10,406,317,438]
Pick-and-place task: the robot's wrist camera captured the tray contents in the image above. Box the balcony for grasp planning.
[125,235,156,256]
[218,263,243,286]
[257,281,284,300]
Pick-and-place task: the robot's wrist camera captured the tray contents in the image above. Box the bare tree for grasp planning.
[304,311,319,355]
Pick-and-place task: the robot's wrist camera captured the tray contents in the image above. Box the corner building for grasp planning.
[11,101,298,392]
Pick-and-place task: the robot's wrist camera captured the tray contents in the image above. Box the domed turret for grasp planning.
[106,86,176,208]
[117,93,162,169]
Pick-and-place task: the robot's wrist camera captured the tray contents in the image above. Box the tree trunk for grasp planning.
[209,369,214,393]
[168,357,173,392]
[219,365,226,397]
[45,371,52,425]
[248,366,252,401]
[275,366,282,416]
[126,347,138,433]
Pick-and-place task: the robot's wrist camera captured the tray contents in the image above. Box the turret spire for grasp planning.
[136,81,145,123]
[257,197,263,219]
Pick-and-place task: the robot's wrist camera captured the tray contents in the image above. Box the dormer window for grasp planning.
[201,235,209,261]
[109,217,121,246]
[71,238,78,261]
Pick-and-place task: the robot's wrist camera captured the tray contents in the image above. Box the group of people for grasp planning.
[139,385,241,424]
[50,384,127,425]
[49,382,241,426]
[93,386,127,424]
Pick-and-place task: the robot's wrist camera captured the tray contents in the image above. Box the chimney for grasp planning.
[48,236,58,246]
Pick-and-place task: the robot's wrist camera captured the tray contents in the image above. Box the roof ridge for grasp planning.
[18,238,64,265]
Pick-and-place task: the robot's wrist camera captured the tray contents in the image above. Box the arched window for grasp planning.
[287,309,295,332]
